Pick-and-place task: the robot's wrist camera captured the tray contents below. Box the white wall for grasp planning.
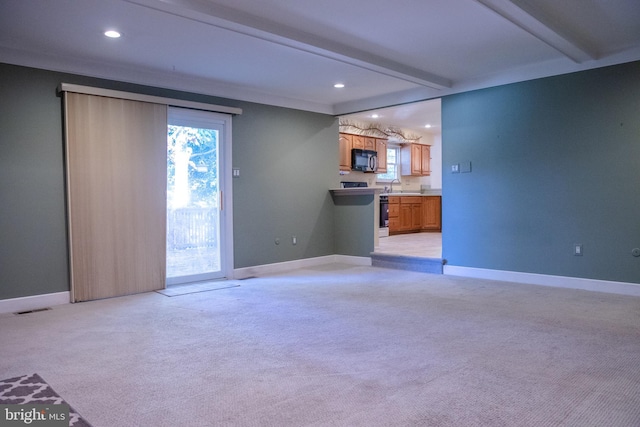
[429,133,442,189]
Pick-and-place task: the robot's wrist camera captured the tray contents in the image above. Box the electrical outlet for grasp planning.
[574,244,583,256]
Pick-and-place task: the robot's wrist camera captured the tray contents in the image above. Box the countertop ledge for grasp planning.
[329,188,380,196]
[330,188,441,196]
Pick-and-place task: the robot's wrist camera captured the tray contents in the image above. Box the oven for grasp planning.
[379,194,389,228]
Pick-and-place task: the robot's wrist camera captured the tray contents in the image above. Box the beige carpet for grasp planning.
[1,264,639,426]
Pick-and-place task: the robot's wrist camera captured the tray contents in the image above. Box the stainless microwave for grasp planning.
[351,149,378,172]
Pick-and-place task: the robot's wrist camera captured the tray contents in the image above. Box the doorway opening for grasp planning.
[338,98,443,261]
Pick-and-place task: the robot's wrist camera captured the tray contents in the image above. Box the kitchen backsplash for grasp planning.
[339,171,436,193]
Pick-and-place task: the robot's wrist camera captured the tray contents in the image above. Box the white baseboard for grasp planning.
[444,265,640,297]
[0,291,71,315]
[233,254,371,279]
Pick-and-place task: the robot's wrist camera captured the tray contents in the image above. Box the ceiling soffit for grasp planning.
[127,0,451,89]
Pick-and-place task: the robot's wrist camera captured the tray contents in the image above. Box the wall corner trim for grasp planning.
[443,265,640,297]
[233,255,371,279]
[0,292,71,315]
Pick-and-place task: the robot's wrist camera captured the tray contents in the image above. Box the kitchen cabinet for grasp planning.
[388,196,400,231]
[403,196,423,231]
[390,196,422,234]
[339,133,352,171]
[399,204,413,231]
[421,196,441,231]
[351,135,365,150]
[339,133,388,173]
[400,143,431,176]
[363,137,376,151]
[376,138,387,173]
[420,145,431,175]
[388,195,441,234]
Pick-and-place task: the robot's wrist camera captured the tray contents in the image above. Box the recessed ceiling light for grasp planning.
[371,114,379,119]
[104,30,121,38]
[425,124,432,128]
[333,83,345,88]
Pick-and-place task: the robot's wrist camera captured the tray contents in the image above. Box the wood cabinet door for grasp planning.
[352,135,365,149]
[411,203,422,229]
[388,203,399,218]
[388,202,399,232]
[363,137,376,151]
[389,217,400,231]
[376,139,387,172]
[411,144,422,174]
[339,133,352,171]
[422,196,441,231]
[421,145,431,176]
[399,204,413,231]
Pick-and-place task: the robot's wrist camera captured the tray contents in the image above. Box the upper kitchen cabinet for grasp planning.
[339,133,352,171]
[401,143,431,176]
[363,137,376,151]
[339,133,388,173]
[352,135,365,150]
[376,139,387,173]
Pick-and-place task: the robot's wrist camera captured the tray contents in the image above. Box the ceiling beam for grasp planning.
[125,0,451,89]
[475,0,597,63]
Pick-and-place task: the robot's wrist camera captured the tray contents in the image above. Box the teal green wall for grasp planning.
[332,194,375,256]
[231,103,339,267]
[0,65,70,299]
[442,61,640,283]
[0,63,341,300]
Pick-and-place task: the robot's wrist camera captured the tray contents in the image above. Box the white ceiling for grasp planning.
[2,0,640,134]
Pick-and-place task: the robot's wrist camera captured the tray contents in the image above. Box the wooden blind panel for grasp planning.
[65,93,167,301]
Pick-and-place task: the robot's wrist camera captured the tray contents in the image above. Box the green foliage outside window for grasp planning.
[167,125,218,208]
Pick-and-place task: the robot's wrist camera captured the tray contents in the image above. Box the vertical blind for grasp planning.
[64,92,167,301]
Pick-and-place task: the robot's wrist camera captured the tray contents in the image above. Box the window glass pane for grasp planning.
[167,125,220,281]
[377,147,398,181]
[387,147,396,163]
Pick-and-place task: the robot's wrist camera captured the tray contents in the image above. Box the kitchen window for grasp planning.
[377,146,399,181]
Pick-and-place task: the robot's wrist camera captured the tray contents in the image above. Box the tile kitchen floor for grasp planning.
[375,232,442,258]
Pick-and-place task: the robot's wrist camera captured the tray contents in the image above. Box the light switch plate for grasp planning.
[460,161,472,173]
[451,164,460,173]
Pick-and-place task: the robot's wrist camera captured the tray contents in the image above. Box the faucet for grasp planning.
[389,179,401,194]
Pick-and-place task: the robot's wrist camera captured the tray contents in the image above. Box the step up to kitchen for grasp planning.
[370,253,444,274]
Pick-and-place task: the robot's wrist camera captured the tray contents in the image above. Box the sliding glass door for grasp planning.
[166,107,232,285]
